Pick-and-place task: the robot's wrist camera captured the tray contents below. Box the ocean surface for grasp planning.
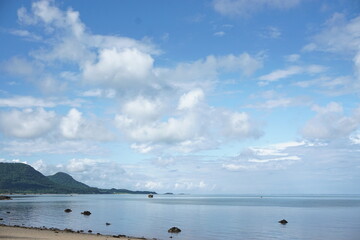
[1,194,360,240]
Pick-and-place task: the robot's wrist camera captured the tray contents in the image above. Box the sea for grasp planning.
[1,194,360,240]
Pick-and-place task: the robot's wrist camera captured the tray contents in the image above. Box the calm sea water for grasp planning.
[1,194,360,240]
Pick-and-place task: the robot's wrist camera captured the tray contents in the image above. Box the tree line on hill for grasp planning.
[0,163,156,195]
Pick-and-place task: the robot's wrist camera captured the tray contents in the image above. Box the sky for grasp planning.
[0,0,360,194]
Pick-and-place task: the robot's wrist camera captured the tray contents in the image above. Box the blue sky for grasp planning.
[1,0,360,194]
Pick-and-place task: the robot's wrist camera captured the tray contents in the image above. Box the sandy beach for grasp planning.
[0,225,147,240]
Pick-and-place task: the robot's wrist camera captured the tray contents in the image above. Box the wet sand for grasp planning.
[0,225,148,240]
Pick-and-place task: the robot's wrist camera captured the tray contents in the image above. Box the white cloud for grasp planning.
[60,108,114,141]
[9,29,42,41]
[260,26,281,39]
[222,163,255,171]
[1,56,40,78]
[301,102,360,140]
[39,76,67,93]
[81,89,116,98]
[245,91,311,109]
[0,96,55,108]
[214,31,225,37]
[285,54,300,62]
[305,13,360,55]
[222,141,305,171]
[115,95,262,153]
[258,65,327,85]
[174,180,208,190]
[156,53,262,92]
[0,108,56,138]
[121,96,163,123]
[2,139,102,156]
[221,111,263,139]
[213,0,301,17]
[303,13,360,89]
[178,89,205,110]
[83,48,154,88]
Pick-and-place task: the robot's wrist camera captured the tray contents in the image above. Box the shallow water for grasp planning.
[1,194,360,240]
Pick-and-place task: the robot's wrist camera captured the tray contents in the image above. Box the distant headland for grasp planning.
[0,162,156,195]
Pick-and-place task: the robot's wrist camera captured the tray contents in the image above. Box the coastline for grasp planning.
[0,224,149,240]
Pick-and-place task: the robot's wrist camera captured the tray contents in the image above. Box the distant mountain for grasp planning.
[47,172,99,194]
[0,162,156,195]
[0,163,59,193]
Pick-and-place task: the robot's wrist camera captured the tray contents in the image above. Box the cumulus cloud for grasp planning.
[13,0,158,93]
[5,1,265,157]
[83,48,154,88]
[0,108,56,138]
[178,89,205,110]
[301,102,360,140]
[60,108,114,141]
[213,0,301,17]
[115,92,262,153]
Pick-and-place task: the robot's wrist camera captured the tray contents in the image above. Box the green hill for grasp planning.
[0,162,157,194]
[0,163,59,193]
[47,172,99,194]
[47,172,90,189]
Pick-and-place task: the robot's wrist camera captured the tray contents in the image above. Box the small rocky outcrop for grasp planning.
[64,209,72,213]
[113,234,126,238]
[81,211,91,215]
[279,219,288,225]
[168,227,181,233]
[106,222,111,226]
[88,230,92,233]
[148,194,154,198]
[0,196,12,200]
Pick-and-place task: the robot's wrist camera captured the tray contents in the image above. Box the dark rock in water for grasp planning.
[148,194,154,198]
[168,227,181,233]
[0,218,3,220]
[81,211,91,215]
[106,222,111,226]
[88,230,92,233]
[0,196,12,200]
[64,209,72,213]
[6,211,10,214]
[279,219,288,224]
[113,234,126,238]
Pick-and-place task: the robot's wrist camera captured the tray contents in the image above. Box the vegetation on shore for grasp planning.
[0,163,156,195]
